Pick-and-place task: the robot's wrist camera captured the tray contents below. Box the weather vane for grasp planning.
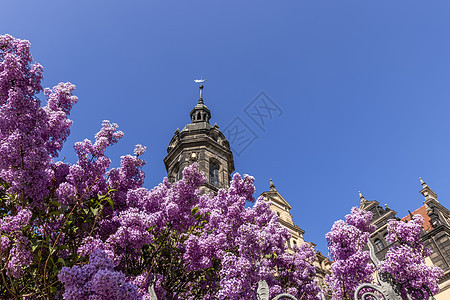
[194,77,206,101]
[194,77,206,84]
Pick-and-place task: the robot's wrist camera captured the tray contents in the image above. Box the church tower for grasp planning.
[163,81,235,193]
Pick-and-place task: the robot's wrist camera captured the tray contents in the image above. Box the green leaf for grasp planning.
[191,206,199,215]
[57,257,66,266]
[31,242,40,252]
[107,197,114,209]
[48,245,56,255]
[90,207,99,216]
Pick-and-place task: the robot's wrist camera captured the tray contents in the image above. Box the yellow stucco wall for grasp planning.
[434,286,450,300]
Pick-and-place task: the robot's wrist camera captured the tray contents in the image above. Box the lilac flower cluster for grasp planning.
[0,207,33,278]
[68,120,124,199]
[325,208,376,299]
[7,235,33,278]
[107,144,146,210]
[379,215,444,295]
[0,35,77,206]
[58,249,139,300]
[269,243,320,298]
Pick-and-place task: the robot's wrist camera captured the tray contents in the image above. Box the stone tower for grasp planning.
[163,82,235,193]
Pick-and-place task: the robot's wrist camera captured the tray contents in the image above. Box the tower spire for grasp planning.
[190,78,211,123]
[199,82,204,103]
[195,77,206,104]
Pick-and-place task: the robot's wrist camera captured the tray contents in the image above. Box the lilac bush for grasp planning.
[0,34,81,297]
[324,208,376,299]
[379,214,443,295]
[325,208,444,300]
[0,34,319,299]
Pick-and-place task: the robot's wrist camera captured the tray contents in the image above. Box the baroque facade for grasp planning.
[260,179,331,285]
[164,83,331,285]
[360,179,450,299]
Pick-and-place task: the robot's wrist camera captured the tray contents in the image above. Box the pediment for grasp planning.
[261,190,292,210]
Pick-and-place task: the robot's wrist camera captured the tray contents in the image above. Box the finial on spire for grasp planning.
[419,177,439,202]
[358,191,363,199]
[419,177,426,186]
[270,179,276,191]
[359,191,366,202]
[194,77,206,104]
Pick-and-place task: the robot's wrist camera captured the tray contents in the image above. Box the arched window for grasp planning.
[374,239,384,251]
[209,160,220,187]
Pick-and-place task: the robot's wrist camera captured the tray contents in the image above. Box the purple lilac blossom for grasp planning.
[0,34,77,206]
[325,208,376,300]
[58,249,140,300]
[379,214,443,295]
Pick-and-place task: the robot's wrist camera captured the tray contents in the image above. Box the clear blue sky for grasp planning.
[3,1,450,254]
